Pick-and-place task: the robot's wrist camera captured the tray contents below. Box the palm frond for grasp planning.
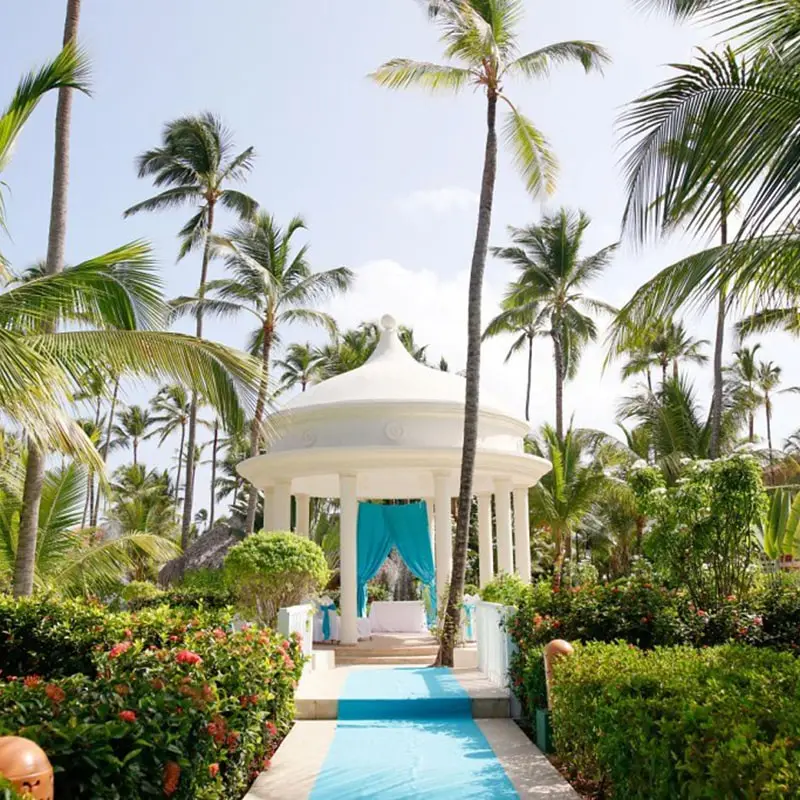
[369,59,473,92]
[505,41,610,79]
[500,102,557,196]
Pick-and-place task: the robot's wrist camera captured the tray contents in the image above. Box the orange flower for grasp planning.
[108,641,132,659]
[163,761,180,796]
[44,684,66,704]
[208,763,220,778]
[118,710,137,723]
[23,675,41,689]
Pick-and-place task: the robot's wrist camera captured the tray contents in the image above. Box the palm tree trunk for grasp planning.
[437,92,498,668]
[209,419,219,528]
[646,369,652,393]
[661,361,668,388]
[709,197,728,459]
[672,359,679,381]
[175,422,186,506]
[552,329,565,440]
[181,202,215,547]
[766,396,774,460]
[524,334,533,422]
[13,446,47,597]
[246,325,272,534]
[13,0,81,597]
[748,411,755,443]
[133,439,138,467]
[93,376,119,526]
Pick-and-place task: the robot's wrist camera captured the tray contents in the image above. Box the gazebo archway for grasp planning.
[238,314,551,644]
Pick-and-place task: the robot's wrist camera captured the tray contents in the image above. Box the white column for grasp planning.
[495,479,514,576]
[339,474,358,645]
[425,496,435,564]
[477,492,494,588]
[295,493,310,536]
[273,480,291,531]
[513,486,532,583]
[434,473,452,604]
[262,487,275,532]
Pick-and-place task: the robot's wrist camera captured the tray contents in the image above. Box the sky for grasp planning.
[3,1,799,519]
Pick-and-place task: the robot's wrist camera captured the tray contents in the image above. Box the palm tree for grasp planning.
[275,342,323,393]
[174,212,353,534]
[125,113,257,546]
[757,360,782,459]
[148,385,191,503]
[482,297,546,421]
[725,344,762,443]
[614,42,800,425]
[527,425,608,583]
[613,319,708,388]
[492,209,617,439]
[0,462,178,596]
[372,0,609,665]
[3,248,261,597]
[111,405,152,466]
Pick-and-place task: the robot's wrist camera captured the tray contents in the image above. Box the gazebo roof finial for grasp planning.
[380,313,397,332]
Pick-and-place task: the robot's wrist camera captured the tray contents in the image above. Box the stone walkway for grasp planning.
[245,665,578,799]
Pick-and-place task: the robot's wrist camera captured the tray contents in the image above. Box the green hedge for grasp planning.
[0,598,304,799]
[551,643,800,799]
[507,575,800,715]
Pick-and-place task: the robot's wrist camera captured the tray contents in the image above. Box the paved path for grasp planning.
[246,666,577,799]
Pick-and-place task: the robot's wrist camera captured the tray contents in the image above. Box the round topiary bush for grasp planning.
[224,531,329,625]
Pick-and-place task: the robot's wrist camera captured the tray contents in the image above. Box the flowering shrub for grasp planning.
[551,643,800,799]
[480,573,529,606]
[0,599,304,799]
[630,455,767,608]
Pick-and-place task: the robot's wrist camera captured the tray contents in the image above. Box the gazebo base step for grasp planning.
[335,654,436,666]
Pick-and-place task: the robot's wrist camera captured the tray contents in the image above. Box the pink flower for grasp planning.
[108,641,132,659]
[119,710,137,723]
[175,650,203,666]
[124,628,133,639]
[753,616,763,626]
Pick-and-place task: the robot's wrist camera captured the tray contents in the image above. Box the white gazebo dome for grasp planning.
[237,313,551,645]
[238,313,550,500]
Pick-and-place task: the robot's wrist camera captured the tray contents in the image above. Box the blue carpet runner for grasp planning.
[310,667,518,799]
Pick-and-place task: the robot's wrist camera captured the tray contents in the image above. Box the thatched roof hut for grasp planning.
[158,517,244,586]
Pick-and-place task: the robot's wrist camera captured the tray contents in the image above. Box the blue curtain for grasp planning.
[356,503,393,617]
[356,501,436,623]
[387,502,437,626]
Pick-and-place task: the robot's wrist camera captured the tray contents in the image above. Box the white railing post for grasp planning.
[475,600,515,688]
[277,604,314,660]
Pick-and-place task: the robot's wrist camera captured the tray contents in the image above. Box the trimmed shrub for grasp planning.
[480,573,528,606]
[224,532,329,625]
[551,643,800,799]
[0,599,303,799]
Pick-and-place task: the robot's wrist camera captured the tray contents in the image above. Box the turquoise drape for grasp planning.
[356,501,436,624]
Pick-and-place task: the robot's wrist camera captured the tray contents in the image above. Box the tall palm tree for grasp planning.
[757,360,782,459]
[372,0,609,665]
[482,297,546,421]
[174,212,353,534]
[3,248,261,597]
[148,385,191,504]
[614,42,800,421]
[493,209,617,439]
[725,344,762,443]
[275,342,323,393]
[125,113,257,546]
[111,405,152,466]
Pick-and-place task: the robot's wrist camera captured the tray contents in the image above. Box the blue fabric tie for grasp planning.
[320,603,337,641]
[463,600,475,640]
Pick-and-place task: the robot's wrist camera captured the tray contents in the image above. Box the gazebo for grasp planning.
[237,314,551,644]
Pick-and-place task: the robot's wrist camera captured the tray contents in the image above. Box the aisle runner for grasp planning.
[310,668,518,799]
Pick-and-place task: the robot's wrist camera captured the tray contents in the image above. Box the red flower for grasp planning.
[175,650,203,666]
[169,635,179,642]
[23,675,41,688]
[697,610,707,618]
[150,678,165,691]
[226,731,241,752]
[282,639,291,650]
[208,763,220,778]
[163,761,180,796]
[45,684,65,704]
[262,757,272,770]
[265,721,278,737]
[124,628,133,639]
[118,710,137,723]
[108,641,132,659]
[753,616,763,626]
[5,676,17,682]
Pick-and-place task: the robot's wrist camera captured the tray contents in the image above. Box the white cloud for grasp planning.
[396,187,479,215]
[323,258,622,435]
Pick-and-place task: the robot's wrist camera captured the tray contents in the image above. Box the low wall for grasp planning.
[277,604,314,660]
[474,600,515,688]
